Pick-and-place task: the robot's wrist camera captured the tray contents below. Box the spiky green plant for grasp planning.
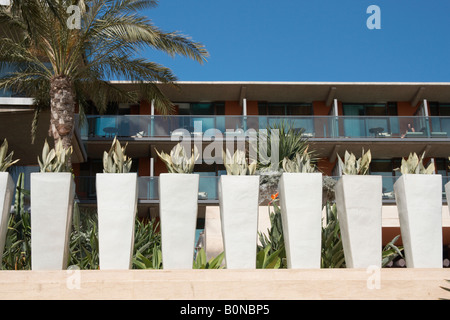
[37,139,72,172]
[255,120,312,171]
[282,148,316,173]
[132,217,162,269]
[321,202,345,268]
[337,149,371,175]
[395,152,435,174]
[381,235,404,267]
[0,139,19,172]
[258,193,286,268]
[2,173,31,270]
[69,204,99,270]
[155,143,199,174]
[192,248,225,269]
[102,137,132,173]
[223,149,257,175]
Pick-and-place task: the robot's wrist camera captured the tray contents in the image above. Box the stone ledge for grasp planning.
[0,269,448,300]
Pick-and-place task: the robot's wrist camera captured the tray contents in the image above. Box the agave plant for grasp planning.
[282,148,316,173]
[102,137,133,173]
[337,149,371,175]
[395,152,434,174]
[155,143,199,174]
[255,120,312,171]
[257,193,286,269]
[37,139,72,172]
[223,149,257,175]
[0,139,20,172]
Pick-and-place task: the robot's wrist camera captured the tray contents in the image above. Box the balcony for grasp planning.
[75,175,450,204]
[79,115,450,140]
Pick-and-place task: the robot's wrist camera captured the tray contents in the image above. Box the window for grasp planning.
[258,102,313,116]
[258,102,314,134]
[175,102,225,134]
[435,158,450,176]
[429,102,450,136]
[194,162,227,201]
[177,102,225,115]
[342,103,397,116]
[369,159,402,199]
[342,103,398,137]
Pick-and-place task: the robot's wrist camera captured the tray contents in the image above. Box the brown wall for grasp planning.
[317,158,336,176]
[225,100,258,115]
[72,163,80,177]
[138,157,151,176]
[153,157,168,175]
[312,101,332,115]
[397,101,418,116]
[225,101,241,115]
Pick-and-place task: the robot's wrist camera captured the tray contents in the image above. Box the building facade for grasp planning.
[1,81,450,259]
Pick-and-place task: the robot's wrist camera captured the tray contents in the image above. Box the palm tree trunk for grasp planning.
[49,75,75,168]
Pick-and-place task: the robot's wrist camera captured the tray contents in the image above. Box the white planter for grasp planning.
[394,174,442,268]
[445,181,450,216]
[278,172,322,269]
[159,173,199,269]
[96,173,138,270]
[335,175,382,268]
[30,172,75,270]
[0,172,14,258]
[219,175,260,269]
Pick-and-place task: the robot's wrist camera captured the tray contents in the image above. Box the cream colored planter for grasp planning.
[159,173,199,269]
[278,172,322,269]
[0,172,14,258]
[96,173,138,270]
[219,175,260,269]
[335,175,382,268]
[445,181,450,215]
[394,174,443,268]
[30,172,75,270]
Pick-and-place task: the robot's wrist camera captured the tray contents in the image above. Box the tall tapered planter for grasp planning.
[96,173,138,270]
[0,172,14,258]
[335,175,382,268]
[219,175,260,269]
[159,173,199,269]
[30,172,75,270]
[394,174,442,268]
[445,181,450,215]
[278,172,322,269]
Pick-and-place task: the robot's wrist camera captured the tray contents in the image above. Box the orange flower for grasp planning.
[271,192,279,200]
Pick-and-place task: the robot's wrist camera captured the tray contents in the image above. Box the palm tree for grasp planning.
[0,0,208,163]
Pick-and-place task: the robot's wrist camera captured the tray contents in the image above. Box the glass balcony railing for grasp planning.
[74,175,221,202]
[74,175,450,203]
[78,115,450,140]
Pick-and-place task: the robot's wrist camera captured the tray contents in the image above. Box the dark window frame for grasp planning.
[257,102,313,116]
[342,102,398,116]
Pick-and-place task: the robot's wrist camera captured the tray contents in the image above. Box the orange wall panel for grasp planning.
[225,100,258,115]
[246,101,259,115]
[317,158,336,176]
[154,157,168,176]
[72,163,80,177]
[397,101,418,116]
[138,157,151,176]
[225,101,242,115]
[312,101,331,115]
[140,100,152,115]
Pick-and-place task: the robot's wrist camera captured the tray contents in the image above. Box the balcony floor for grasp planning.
[82,136,450,160]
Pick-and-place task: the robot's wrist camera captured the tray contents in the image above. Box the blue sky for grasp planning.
[143,0,450,82]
